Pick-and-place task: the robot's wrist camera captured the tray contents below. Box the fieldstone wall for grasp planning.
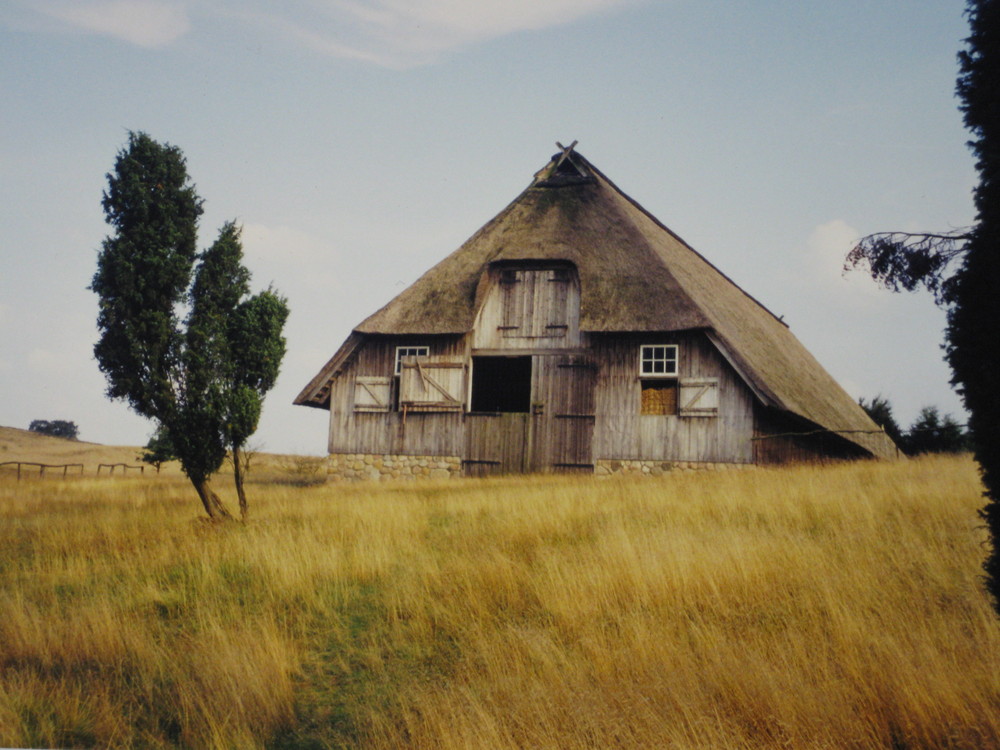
[327,453,462,482]
[325,454,752,481]
[594,459,752,477]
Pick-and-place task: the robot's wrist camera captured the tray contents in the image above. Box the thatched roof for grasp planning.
[296,147,895,459]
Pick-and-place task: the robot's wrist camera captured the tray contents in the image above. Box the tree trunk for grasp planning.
[191,476,233,520]
[233,444,249,522]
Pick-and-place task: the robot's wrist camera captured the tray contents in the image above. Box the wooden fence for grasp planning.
[0,461,144,481]
[97,463,145,476]
[0,461,85,480]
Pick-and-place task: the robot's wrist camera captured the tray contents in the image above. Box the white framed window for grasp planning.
[394,346,429,375]
[639,345,678,377]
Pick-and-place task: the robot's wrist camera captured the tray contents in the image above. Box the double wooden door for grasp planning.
[463,355,595,476]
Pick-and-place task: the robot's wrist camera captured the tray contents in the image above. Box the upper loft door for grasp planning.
[471,263,581,350]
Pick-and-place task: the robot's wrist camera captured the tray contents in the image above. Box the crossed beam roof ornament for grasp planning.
[554,140,578,169]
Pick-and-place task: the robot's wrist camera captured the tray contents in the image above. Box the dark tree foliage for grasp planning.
[846,1,1000,610]
[905,406,969,455]
[92,132,203,420]
[92,132,288,520]
[844,231,970,304]
[186,222,289,519]
[858,395,904,447]
[28,420,79,440]
[138,425,177,472]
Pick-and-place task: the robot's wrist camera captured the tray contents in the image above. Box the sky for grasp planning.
[0,0,976,455]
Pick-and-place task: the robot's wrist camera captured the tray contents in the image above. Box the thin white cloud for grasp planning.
[13,0,642,63]
[806,219,883,300]
[33,1,190,48]
[220,0,644,67]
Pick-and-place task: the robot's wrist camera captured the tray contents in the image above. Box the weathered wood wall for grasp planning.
[591,331,755,463]
[327,336,467,456]
[471,265,581,350]
[327,265,761,470]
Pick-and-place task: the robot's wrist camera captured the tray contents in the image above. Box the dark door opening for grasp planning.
[470,356,532,413]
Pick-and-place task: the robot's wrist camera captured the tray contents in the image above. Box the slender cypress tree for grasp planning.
[187,222,288,520]
[93,132,287,520]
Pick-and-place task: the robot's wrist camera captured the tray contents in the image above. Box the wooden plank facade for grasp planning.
[322,263,763,476]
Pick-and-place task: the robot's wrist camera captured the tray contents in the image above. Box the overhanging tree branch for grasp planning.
[844,228,972,304]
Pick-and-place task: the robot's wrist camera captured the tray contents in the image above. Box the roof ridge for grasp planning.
[573,151,788,328]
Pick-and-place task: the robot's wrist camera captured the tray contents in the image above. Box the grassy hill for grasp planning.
[0,426,325,483]
[1,454,997,748]
[0,425,150,468]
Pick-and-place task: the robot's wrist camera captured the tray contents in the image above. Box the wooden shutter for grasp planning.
[500,270,523,337]
[354,376,391,412]
[540,268,570,336]
[399,357,465,412]
[500,268,572,339]
[679,377,719,417]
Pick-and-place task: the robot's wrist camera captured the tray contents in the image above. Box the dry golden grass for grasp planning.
[1,455,998,749]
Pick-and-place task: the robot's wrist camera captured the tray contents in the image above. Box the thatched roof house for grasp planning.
[297,144,896,479]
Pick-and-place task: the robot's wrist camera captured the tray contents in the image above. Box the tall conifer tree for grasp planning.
[847,1,1000,609]
[92,132,287,520]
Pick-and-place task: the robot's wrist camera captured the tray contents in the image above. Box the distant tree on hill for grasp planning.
[858,396,968,456]
[91,132,288,521]
[858,395,904,447]
[904,406,969,455]
[138,426,178,473]
[28,420,79,440]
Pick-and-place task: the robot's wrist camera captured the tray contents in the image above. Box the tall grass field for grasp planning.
[1,453,998,748]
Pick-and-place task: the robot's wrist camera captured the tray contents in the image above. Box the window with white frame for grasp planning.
[639,345,678,377]
[394,346,429,375]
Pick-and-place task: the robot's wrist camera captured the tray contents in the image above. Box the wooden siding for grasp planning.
[327,336,467,456]
[327,330,758,468]
[472,265,581,350]
[591,332,755,463]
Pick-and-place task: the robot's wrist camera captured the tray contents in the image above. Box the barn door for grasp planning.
[463,354,595,476]
[463,413,530,476]
[540,355,596,473]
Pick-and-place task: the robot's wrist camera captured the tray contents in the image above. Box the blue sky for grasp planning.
[0,1,975,454]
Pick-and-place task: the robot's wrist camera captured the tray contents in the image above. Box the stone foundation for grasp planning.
[326,454,751,481]
[594,458,752,477]
[327,453,462,482]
